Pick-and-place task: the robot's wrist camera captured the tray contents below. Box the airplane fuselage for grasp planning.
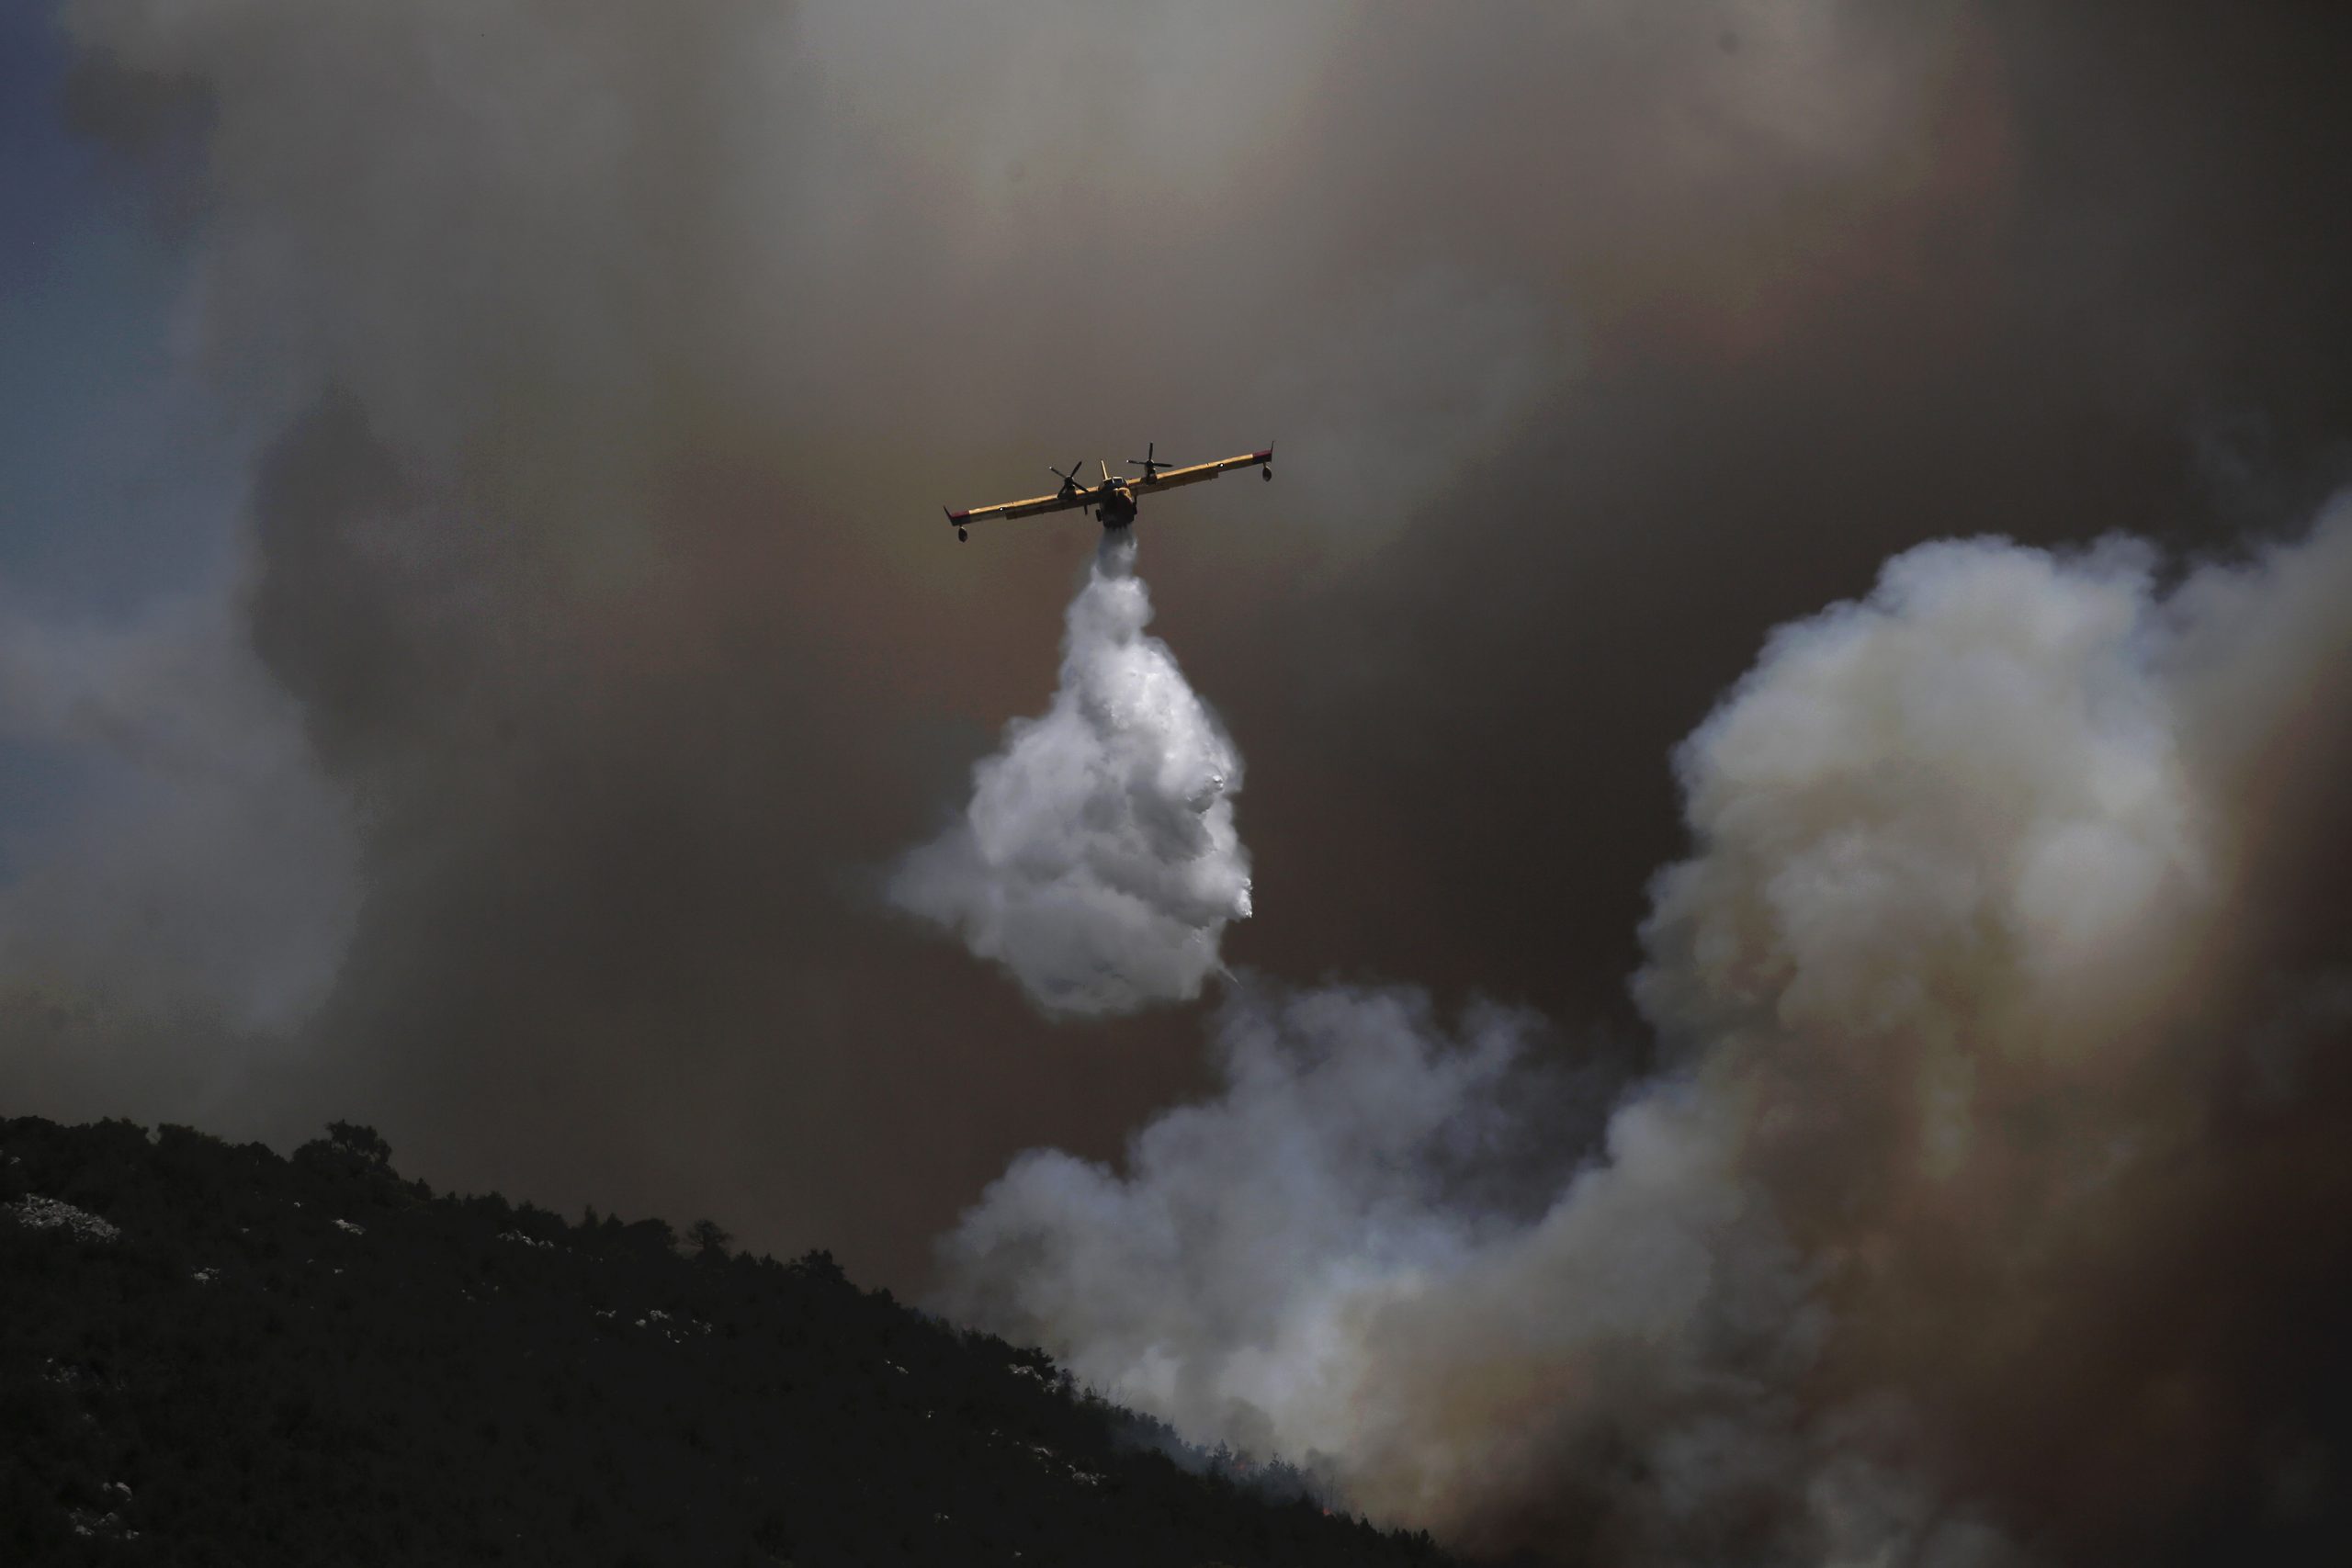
[1094,482,1139,528]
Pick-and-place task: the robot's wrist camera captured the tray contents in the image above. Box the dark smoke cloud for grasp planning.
[5,3,2352,1558]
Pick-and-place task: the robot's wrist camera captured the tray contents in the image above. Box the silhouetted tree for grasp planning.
[324,1121,391,1168]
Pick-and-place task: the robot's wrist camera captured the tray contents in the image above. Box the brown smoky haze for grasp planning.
[9,2,2352,1562]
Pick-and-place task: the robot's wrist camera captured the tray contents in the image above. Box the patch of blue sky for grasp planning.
[2,3,253,615]
[1,7,260,876]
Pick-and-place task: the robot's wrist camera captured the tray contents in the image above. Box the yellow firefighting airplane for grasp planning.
[943,443,1272,542]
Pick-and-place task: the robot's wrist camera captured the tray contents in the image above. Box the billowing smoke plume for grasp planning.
[892,536,1250,1017]
[939,508,2352,1563]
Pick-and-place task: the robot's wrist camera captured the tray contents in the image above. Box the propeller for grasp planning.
[1126,442,1175,481]
[1048,459,1088,495]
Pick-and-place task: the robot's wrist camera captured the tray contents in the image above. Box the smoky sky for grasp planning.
[7,2,2352,1558]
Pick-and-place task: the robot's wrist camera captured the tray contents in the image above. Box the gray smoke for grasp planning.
[939,506,2352,1562]
[0,576,357,1043]
[892,535,1250,1017]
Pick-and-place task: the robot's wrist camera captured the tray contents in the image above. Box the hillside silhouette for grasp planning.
[1,1115,1452,1568]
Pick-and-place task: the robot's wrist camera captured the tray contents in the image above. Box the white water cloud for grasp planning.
[891,536,1251,1017]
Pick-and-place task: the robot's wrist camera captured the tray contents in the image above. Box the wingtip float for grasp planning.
[943,443,1272,542]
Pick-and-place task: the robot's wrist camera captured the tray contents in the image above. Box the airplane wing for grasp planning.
[946,487,1097,528]
[1128,448,1273,494]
